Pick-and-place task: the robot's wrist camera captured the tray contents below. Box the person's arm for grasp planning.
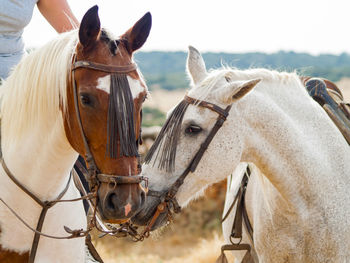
[37,0,79,33]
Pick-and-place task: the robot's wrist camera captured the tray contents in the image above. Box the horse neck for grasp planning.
[1,114,78,201]
[239,80,350,209]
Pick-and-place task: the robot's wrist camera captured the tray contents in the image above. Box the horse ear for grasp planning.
[79,5,101,49]
[187,46,207,85]
[222,79,261,103]
[122,12,152,53]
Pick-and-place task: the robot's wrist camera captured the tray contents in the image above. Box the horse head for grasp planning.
[132,46,260,230]
[64,6,151,223]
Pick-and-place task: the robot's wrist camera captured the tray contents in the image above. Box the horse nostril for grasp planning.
[106,193,118,212]
[140,188,146,206]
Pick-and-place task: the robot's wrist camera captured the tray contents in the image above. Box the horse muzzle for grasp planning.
[96,174,148,222]
[131,194,170,230]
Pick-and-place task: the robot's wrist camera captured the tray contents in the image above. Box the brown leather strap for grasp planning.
[0,158,77,263]
[163,99,231,200]
[221,187,240,223]
[184,95,229,118]
[97,174,147,184]
[86,234,104,263]
[29,206,49,263]
[231,170,253,243]
[217,166,257,263]
[0,158,72,209]
[141,202,167,237]
[232,186,244,241]
[72,61,137,73]
[1,158,44,207]
[71,69,99,188]
[183,96,232,173]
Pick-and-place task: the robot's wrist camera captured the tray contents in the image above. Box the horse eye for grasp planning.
[185,125,202,135]
[80,94,91,106]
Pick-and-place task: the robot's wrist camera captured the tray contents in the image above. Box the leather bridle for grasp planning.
[0,56,148,262]
[138,95,232,238]
[70,58,147,191]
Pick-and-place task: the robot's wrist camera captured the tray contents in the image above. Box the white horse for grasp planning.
[0,6,151,263]
[134,46,350,262]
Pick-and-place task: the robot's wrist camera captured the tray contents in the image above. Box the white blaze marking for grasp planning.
[124,203,132,216]
[127,76,144,99]
[96,75,144,99]
[96,75,111,93]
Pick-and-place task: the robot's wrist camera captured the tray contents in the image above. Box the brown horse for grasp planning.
[0,5,151,262]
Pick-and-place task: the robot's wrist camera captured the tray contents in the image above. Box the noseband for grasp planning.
[139,95,232,238]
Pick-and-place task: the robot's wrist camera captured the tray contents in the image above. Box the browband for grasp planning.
[72,60,137,73]
[184,95,229,119]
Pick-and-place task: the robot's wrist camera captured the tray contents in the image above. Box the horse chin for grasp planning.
[131,196,168,230]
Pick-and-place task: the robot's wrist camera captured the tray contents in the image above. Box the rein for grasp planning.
[139,95,232,237]
[0,158,94,263]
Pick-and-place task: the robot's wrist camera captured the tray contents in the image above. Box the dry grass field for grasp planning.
[92,78,350,263]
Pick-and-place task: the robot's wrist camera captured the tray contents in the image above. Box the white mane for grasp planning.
[0,30,78,144]
[189,66,301,103]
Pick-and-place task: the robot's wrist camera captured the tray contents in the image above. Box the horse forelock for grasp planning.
[1,30,78,143]
[106,73,139,158]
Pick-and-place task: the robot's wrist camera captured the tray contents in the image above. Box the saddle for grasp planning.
[216,77,350,263]
[303,77,350,144]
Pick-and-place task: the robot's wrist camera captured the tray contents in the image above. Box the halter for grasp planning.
[137,95,232,238]
[0,55,148,262]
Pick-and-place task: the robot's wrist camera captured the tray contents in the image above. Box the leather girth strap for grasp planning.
[216,165,258,263]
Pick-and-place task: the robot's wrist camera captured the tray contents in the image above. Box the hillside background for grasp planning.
[135,51,350,90]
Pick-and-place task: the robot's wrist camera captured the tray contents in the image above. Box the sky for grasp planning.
[24,0,350,55]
